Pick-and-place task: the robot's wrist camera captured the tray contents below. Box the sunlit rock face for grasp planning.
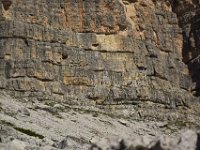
[0,0,197,107]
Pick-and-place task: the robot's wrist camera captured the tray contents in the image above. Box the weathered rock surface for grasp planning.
[0,93,200,150]
[0,0,198,109]
[91,130,200,150]
[0,1,200,149]
[171,0,200,96]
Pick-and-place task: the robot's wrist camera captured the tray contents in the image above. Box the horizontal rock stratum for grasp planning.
[0,0,199,109]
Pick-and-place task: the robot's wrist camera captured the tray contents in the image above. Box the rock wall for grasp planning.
[171,0,200,96]
[0,0,197,106]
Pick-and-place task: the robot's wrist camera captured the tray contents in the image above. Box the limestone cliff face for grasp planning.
[0,0,197,107]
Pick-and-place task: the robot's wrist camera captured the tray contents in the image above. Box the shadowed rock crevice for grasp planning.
[170,0,200,96]
[197,132,200,150]
[1,0,12,10]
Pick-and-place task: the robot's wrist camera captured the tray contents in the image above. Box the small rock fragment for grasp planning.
[4,139,26,150]
[118,120,128,126]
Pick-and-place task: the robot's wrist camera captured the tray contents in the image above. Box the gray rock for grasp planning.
[53,138,68,149]
[3,139,26,150]
[175,130,197,150]
[17,108,30,117]
[92,130,200,150]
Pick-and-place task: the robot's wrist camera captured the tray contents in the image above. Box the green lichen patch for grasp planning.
[0,120,44,139]
[14,127,44,139]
